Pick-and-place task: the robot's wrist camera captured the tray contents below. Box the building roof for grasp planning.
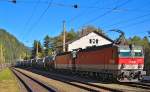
[66,31,114,45]
[56,43,115,56]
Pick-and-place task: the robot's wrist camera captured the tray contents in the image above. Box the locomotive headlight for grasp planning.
[138,64,142,69]
[121,64,126,69]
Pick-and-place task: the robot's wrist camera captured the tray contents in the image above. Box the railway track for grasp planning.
[51,72,150,92]
[11,68,56,92]
[120,82,150,90]
[23,68,126,92]
[43,72,122,92]
[133,82,150,87]
[14,68,110,92]
[14,67,150,92]
[14,68,111,92]
[48,73,122,92]
[26,68,150,92]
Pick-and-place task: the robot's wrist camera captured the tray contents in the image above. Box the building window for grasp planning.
[89,39,98,44]
[93,39,95,44]
[89,39,92,44]
[96,39,98,44]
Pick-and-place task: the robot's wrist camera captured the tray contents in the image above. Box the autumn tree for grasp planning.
[78,25,104,37]
[0,29,29,63]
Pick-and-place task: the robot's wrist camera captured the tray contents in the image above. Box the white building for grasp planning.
[67,31,114,51]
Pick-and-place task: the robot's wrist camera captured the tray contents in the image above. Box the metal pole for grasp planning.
[36,42,38,58]
[63,20,66,52]
[148,31,150,38]
[26,51,27,60]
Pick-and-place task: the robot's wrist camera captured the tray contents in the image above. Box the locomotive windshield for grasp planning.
[134,50,143,57]
[119,48,143,57]
[119,50,131,57]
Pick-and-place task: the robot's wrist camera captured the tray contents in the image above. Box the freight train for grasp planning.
[16,44,146,82]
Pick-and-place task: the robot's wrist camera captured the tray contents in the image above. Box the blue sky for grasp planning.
[0,0,150,47]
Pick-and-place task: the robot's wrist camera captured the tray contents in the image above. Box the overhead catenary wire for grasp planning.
[73,0,131,34]
[28,0,53,31]
[104,17,150,38]
[80,0,131,27]
[100,3,150,37]
[4,0,150,12]
[21,0,53,41]
[117,17,150,29]
[20,0,40,41]
[68,0,122,24]
[19,0,149,46]
[23,0,40,31]
[106,12,150,28]
[4,0,79,8]
[68,0,102,23]
[74,0,149,38]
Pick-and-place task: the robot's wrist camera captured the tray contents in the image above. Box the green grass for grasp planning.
[0,68,13,80]
[0,68,19,92]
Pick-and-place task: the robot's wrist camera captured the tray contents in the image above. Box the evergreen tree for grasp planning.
[31,40,43,58]
[66,28,78,42]
[43,35,54,56]
[44,35,50,56]
[42,28,77,53]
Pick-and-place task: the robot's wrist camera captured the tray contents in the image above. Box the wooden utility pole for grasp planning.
[0,44,2,70]
[63,20,66,52]
[0,44,2,62]
[0,44,4,69]
[36,42,38,59]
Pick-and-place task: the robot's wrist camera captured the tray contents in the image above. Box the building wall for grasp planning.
[68,32,112,51]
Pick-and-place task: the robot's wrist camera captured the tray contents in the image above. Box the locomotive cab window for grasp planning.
[134,50,143,57]
[119,49,143,57]
[119,50,131,57]
[134,52,143,57]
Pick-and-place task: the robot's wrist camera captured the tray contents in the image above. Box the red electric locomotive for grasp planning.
[54,44,146,82]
